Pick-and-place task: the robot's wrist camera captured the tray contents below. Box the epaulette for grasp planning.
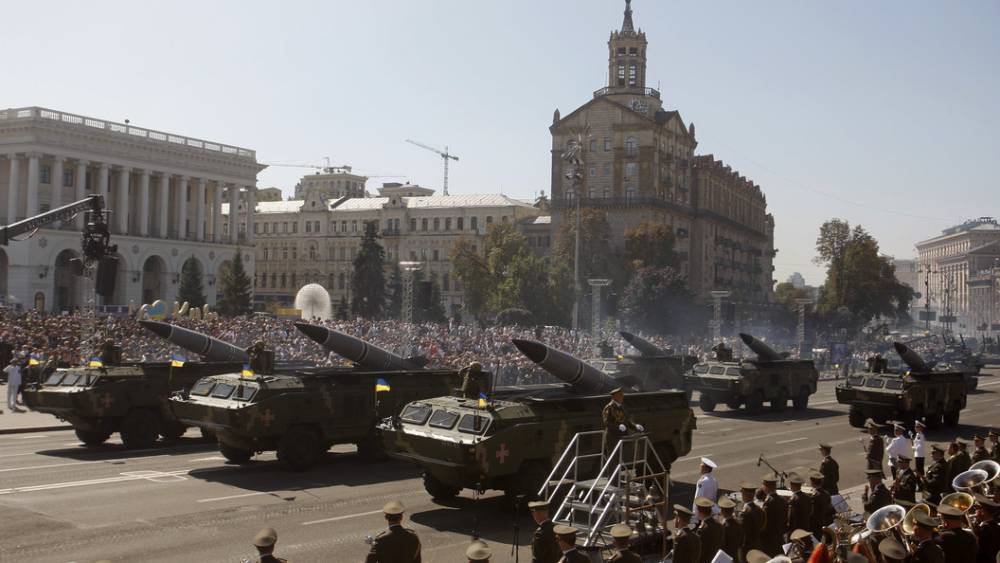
[374,530,389,538]
[404,527,417,534]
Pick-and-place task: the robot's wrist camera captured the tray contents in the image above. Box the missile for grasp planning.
[512,339,619,394]
[139,321,250,363]
[295,322,421,371]
[893,341,930,373]
[739,333,785,362]
[620,331,667,357]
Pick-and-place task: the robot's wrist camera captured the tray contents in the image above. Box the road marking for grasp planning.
[15,435,49,440]
[810,400,840,407]
[192,456,227,462]
[777,437,807,444]
[0,460,104,473]
[198,491,275,503]
[0,451,39,459]
[302,509,383,526]
[0,468,194,495]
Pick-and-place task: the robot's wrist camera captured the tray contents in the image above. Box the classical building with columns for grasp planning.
[0,106,261,312]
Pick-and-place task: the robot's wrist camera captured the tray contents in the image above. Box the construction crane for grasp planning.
[405,139,459,196]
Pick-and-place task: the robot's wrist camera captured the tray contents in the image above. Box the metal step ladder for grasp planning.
[537,430,670,553]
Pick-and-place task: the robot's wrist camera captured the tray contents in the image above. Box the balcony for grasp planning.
[593,86,660,100]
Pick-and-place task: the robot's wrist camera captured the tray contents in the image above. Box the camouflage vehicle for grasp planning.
[585,331,698,392]
[932,344,982,392]
[685,333,819,414]
[170,366,460,470]
[837,342,967,428]
[23,360,242,448]
[378,339,696,500]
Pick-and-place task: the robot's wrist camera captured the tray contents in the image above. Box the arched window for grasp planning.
[280,274,286,288]
[260,274,267,288]
[625,137,637,156]
[626,185,637,202]
[338,273,346,290]
[628,64,637,87]
[565,189,577,202]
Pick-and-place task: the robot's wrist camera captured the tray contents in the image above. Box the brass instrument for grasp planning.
[951,469,989,494]
[901,503,930,535]
[970,460,999,484]
[866,504,912,554]
[941,491,976,528]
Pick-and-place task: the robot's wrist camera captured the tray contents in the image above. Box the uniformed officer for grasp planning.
[924,444,949,504]
[893,455,919,503]
[914,419,928,475]
[865,419,886,476]
[887,424,911,481]
[808,470,833,538]
[787,529,812,563]
[878,537,908,563]
[938,503,979,561]
[529,500,560,563]
[466,540,492,562]
[692,458,719,523]
[988,430,1000,462]
[973,435,991,463]
[712,343,733,362]
[910,510,946,563]
[365,500,421,563]
[602,388,644,456]
[862,469,893,516]
[607,523,641,563]
[950,440,973,488]
[553,524,588,563]
[761,474,787,556]
[694,497,722,563]
[973,494,1000,563]
[818,443,840,495]
[460,362,488,399]
[786,474,812,537]
[251,527,287,563]
[671,504,701,563]
[718,497,742,562]
[738,481,764,559]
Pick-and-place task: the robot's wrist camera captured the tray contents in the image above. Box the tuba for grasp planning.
[940,491,976,528]
[866,504,909,554]
[951,469,989,495]
[901,503,931,536]
[970,459,999,487]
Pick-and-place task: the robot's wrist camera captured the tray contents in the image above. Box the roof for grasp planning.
[223,194,536,216]
[526,216,551,225]
[222,200,302,215]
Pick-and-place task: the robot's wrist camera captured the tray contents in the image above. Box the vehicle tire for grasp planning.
[792,387,810,410]
[943,408,960,427]
[120,409,159,450]
[219,442,254,464]
[200,428,217,442]
[725,397,742,410]
[513,460,550,501]
[699,394,717,413]
[770,388,788,412]
[746,391,764,414]
[357,429,388,461]
[159,420,187,441]
[75,428,112,447]
[277,425,324,471]
[848,405,866,428]
[423,470,460,501]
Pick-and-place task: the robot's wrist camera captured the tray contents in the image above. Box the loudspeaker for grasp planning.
[96,256,119,298]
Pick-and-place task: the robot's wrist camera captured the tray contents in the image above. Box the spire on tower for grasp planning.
[621,0,635,33]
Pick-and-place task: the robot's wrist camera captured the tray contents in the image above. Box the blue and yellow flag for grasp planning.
[375,378,391,392]
[241,364,254,378]
[88,357,104,368]
[170,355,186,368]
[28,354,41,366]
[478,392,488,409]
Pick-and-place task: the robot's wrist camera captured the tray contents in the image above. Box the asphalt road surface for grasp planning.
[1,369,997,562]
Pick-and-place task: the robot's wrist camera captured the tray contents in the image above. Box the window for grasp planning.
[625,162,638,178]
[40,165,51,184]
[400,403,432,425]
[603,163,611,176]
[628,64,637,87]
[282,248,288,259]
[428,410,459,429]
[281,222,287,233]
[445,217,452,231]
[471,217,478,231]
[254,224,259,234]
[502,216,509,224]
[410,218,417,231]
[864,379,885,389]
[589,139,597,153]
[457,217,464,230]
[331,221,337,233]
[604,137,612,151]
[292,248,297,259]
[394,218,400,232]
[211,383,235,399]
[191,381,216,396]
[486,216,493,226]
[352,220,357,232]
[292,223,297,233]
[339,247,346,261]
[433,218,440,231]
[421,249,428,261]
[629,47,638,55]
[458,414,490,435]
[421,218,428,231]
[617,64,626,86]
[625,137,637,156]
[338,273,346,290]
[432,249,439,261]
[565,189,577,202]
[270,273,277,287]
[260,274,267,288]
[305,222,312,233]
[590,167,596,177]
[314,221,320,233]
[410,250,417,260]
[280,274,287,288]
[291,273,296,288]
[443,273,450,291]
[63,169,74,187]
[341,221,347,232]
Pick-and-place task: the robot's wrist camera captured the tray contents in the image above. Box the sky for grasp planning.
[3,0,998,286]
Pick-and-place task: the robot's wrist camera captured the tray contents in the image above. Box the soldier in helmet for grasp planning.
[712,343,733,362]
[460,362,489,399]
[97,338,121,366]
[365,500,421,563]
[251,527,287,563]
[247,340,268,374]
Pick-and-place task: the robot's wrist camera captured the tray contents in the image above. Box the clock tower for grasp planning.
[601,0,661,113]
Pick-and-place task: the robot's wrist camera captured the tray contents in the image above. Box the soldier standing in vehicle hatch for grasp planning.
[460,362,489,399]
[602,387,644,457]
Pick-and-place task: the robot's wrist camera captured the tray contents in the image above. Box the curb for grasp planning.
[0,424,73,436]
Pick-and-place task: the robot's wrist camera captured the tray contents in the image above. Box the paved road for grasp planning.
[1,371,997,562]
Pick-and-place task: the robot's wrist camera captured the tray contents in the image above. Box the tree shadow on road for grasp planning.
[409,494,539,546]
[696,407,844,422]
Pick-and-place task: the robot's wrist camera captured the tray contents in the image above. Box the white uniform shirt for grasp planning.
[4,364,21,387]
[886,435,911,466]
[913,432,926,458]
[692,472,719,521]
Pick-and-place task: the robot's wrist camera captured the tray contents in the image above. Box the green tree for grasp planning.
[336,296,349,320]
[449,238,491,319]
[386,264,403,320]
[624,221,678,272]
[774,282,812,314]
[412,270,446,324]
[619,266,700,335]
[350,222,387,319]
[178,257,206,309]
[217,249,253,316]
[553,208,615,281]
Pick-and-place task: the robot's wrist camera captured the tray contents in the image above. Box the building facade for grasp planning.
[293,166,368,199]
[0,106,259,313]
[549,1,775,306]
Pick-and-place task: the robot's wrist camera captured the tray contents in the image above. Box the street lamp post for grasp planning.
[399,261,422,325]
[710,290,731,343]
[920,264,939,332]
[588,279,612,346]
[795,299,812,359]
[561,131,589,333]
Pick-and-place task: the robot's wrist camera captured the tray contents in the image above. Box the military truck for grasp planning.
[685,333,819,414]
[585,331,698,392]
[933,344,982,392]
[837,342,967,428]
[378,339,695,500]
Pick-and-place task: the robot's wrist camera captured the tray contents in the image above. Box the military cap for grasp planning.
[957,440,969,449]
[553,524,577,537]
[610,523,632,539]
[893,423,905,432]
[938,504,966,518]
[701,457,718,469]
[673,504,693,517]
[988,430,998,438]
[770,557,793,563]
[717,497,736,509]
[973,434,985,441]
[790,529,812,541]
[740,481,758,491]
[931,443,945,453]
[911,511,938,529]
[694,497,715,509]
[382,500,405,515]
[253,527,277,548]
[878,537,907,560]
[865,469,883,477]
[914,419,926,428]
[745,550,770,563]
[975,494,1000,509]
[761,474,778,484]
[895,499,915,509]
[609,387,623,395]
[818,443,832,451]
[809,470,824,481]
[897,455,911,462]
[788,473,805,485]
[527,500,549,512]
[466,540,492,561]
[865,418,879,428]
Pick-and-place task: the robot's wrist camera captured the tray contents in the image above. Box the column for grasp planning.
[6,155,20,224]
[74,160,88,229]
[97,163,110,209]
[177,176,189,239]
[26,152,40,218]
[228,185,239,243]
[195,178,206,241]
[157,173,170,238]
[245,185,256,243]
[116,167,130,234]
[51,156,65,215]
[213,182,225,243]
[138,170,150,236]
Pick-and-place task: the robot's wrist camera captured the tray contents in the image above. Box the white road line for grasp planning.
[776,437,807,445]
[302,509,383,526]
[0,451,39,458]
[0,468,194,495]
[198,491,275,503]
[192,456,227,462]
[15,435,49,440]
[0,453,169,473]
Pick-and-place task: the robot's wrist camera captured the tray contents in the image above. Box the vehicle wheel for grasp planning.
[512,460,550,500]
[277,425,324,471]
[725,397,742,410]
[219,442,254,464]
[423,470,460,501]
[120,409,159,450]
[75,428,112,447]
[200,428,217,442]
[792,387,810,410]
[746,391,764,414]
[848,405,866,428]
[699,394,717,413]
[159,420,187,441]
[357,429,387,461]
[943,409,960,427]
[770,388,788,412]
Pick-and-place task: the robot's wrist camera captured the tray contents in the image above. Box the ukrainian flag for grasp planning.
[170,355,186,368]
[88,357,104,368]
[478,392,488,409]
[28,354,41,366]
[375,378,391,393]
[241,364,254,378]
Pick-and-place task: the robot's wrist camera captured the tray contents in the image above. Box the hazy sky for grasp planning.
[4,1,998,285]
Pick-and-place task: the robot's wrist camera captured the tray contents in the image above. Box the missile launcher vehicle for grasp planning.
[684,333,819,414]
[21,321,251,449]
[836,342,967,428]
[378,339,695,501]
[931,344,982,392]
[168,323,461,470]
[584,331,698,393]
